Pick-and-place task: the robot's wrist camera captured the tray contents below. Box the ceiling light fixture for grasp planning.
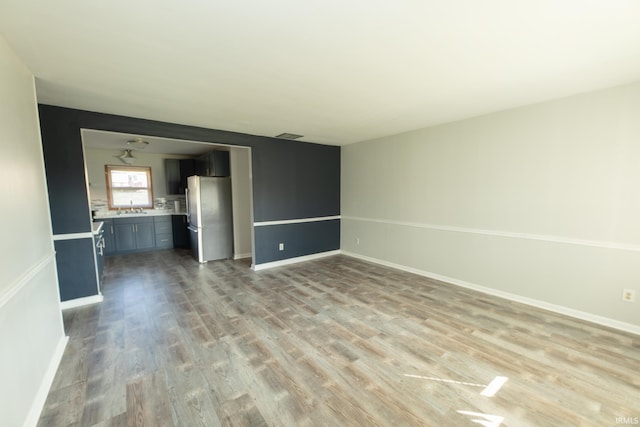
[119,149,137,164]
[275,132,303,140]
[126,137,150,149]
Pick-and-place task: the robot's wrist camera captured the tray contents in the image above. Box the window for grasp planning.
[106,165,154,209]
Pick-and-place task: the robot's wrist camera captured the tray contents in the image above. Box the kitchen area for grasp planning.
[50,129,254,308]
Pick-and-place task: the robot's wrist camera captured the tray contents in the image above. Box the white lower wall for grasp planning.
[342,217,640,330]
[0,36,66,425]
[0,257,68,427]
[342,81,640,330]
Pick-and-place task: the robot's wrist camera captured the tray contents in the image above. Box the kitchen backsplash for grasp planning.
[91,196,186,216]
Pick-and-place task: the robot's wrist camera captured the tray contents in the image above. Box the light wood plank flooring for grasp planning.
[38,250,640,426]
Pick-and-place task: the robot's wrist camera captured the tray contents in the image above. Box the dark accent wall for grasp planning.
[39,113,93,234]
[38,105,340,266]
[53,239,97,300]
[251,141,341,221]
[254,220,340,264]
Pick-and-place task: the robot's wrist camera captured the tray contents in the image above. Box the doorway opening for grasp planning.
[80,129,255,264]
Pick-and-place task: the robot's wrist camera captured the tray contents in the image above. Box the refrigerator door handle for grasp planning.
[185,188,190,223]
[187,225,198,233]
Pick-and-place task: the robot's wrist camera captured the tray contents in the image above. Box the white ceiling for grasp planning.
[2,1,640,146]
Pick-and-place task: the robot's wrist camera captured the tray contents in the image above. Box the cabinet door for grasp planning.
[154,217,172,235]
[212,151,230,176]
[165,159,181,195]
[154,216,173,249]
[195,154,209,176]
[114,223,136,252]
[179,159,195,193]
[135,222,156,249]
[102,220,116,255]
[172,215,189,248]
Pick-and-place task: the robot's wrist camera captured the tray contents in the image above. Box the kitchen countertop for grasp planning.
[94,210,188,219]
[92,221,104,235]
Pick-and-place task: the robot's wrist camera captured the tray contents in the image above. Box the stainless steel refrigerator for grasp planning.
[186,176,233,263]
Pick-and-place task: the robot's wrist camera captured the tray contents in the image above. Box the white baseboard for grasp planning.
[342,251,640,336]
[253,250,341,271]
[23,335,69,427]
[60,294,103,310]
[234,252,252,260]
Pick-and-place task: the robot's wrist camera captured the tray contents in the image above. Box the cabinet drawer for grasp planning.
[154,221,172,235]
[155,233,173,249]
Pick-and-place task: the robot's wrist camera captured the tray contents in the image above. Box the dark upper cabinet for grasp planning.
[165,158,196,195]
[211,150,230,176]
[179,159,195,191]
[194,156,206,176]
[165,159,180,195]
[195,150,230,177]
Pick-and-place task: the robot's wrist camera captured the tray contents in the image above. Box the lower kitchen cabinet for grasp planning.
[101,219,116,255]
[114,217,155,253]
[97,215,182,255]
[154,215,174,249]
[137,222,156,249]
[172,214,189,248]
[114,222,135,251]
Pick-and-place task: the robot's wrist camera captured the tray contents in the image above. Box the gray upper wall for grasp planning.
[0,37,66,427]
[341,81,640,330]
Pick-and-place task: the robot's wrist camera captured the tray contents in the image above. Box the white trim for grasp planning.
[92,221,104,234]
[234,252,252,260]
[0,253,56,308]
[342,215,640,253]
[253,250,341,271]
[253,215,341,227]
[52,232,93,241]
[92,239,101,294]
[341,251,640,336]
[60,294,103,310]
[23,335,69,427]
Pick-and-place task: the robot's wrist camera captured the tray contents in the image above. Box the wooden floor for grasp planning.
[38,250,640,427]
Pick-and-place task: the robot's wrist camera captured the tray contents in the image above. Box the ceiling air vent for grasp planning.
[275,132,303,140]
